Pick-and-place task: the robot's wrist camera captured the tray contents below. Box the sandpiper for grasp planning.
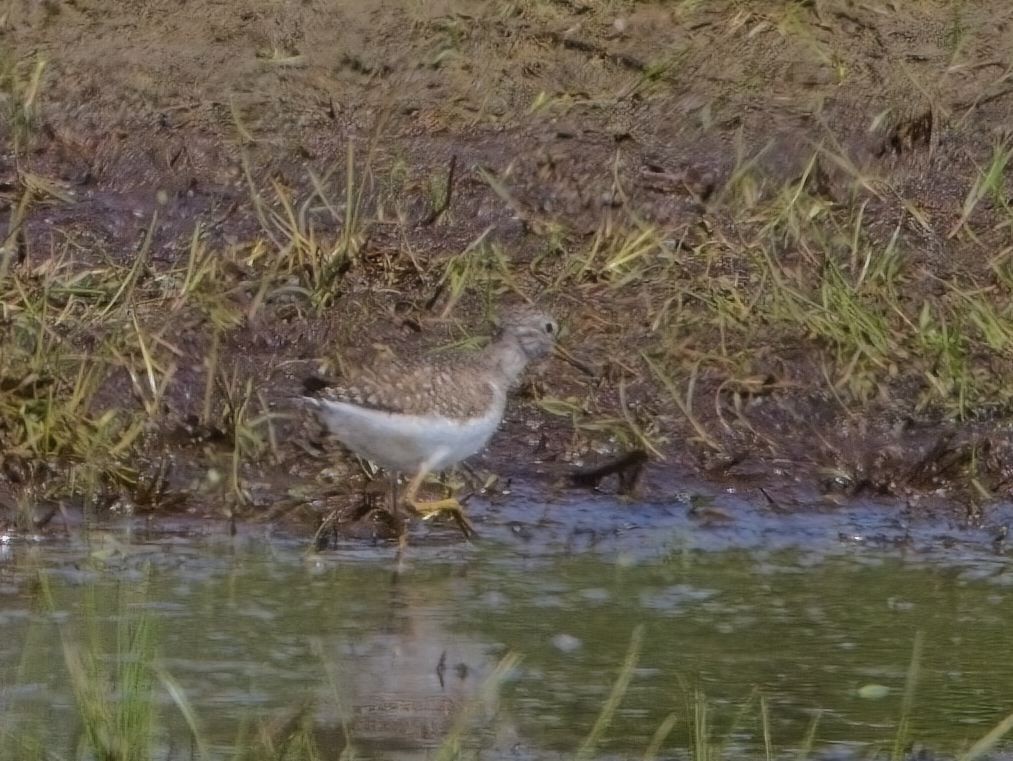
[303,306,558,536]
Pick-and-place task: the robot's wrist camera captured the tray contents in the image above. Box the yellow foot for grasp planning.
[407,497,477,539]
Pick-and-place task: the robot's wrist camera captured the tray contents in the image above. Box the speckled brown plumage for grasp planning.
[318,351,500,420]
[308,306,559,421]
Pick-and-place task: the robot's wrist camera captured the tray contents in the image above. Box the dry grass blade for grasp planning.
[645,355,723,453]
[958,710,1013,761]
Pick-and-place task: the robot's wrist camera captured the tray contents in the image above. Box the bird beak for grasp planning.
[553,344,597,377]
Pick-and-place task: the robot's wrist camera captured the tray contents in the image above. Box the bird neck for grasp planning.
[484,336,530,391]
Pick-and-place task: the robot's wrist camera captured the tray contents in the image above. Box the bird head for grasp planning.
[497,306,558,360]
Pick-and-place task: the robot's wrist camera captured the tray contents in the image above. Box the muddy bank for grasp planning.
[4,1,1013,536]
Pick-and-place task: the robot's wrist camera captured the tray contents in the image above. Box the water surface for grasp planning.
[1,498,1012,760]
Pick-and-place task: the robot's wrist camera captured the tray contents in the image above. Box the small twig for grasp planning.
[570,450,648,494]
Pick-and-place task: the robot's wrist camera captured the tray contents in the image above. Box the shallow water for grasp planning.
[2,496,1013,760]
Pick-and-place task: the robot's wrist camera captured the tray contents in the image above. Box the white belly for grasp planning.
[309,396,505,473]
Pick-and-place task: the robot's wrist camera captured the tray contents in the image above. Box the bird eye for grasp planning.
[545,322,555,334]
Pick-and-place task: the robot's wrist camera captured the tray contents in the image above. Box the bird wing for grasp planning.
[307,355,496,419]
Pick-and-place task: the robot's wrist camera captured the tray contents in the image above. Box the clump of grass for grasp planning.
[0,257,158,508]
[493,126,1013,471]
[433,233,516,318]
[949,140,1013,239]
[48,574,158,761]
[587,144,1013,444]
[244,142,371,313]
[231,705,327,761]
[0,52,46,156]
[211,363,282,512]
[0,203,302,517]
[0,150,379,517]
[162,225,247,331]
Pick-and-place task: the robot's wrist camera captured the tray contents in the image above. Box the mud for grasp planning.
[5,1,1013,538]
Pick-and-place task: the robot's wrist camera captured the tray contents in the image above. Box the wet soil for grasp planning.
[5,0,1013,539]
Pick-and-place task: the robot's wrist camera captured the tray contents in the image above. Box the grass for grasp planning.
[5,0,1013,522]
[8,125,1013,514]
[0,51,45,158]
[565,141,1013,462]
[0,255,156,511]
[0,142,373,519]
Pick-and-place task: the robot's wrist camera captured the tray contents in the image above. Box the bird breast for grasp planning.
[311,385,506,472]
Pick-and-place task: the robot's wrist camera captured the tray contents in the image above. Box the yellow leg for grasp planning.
[403,468,476,539]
